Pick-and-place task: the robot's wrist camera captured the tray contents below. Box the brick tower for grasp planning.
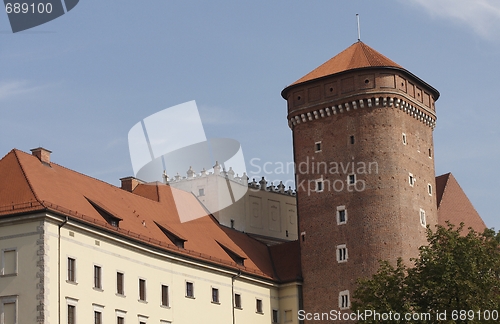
[281,42,440,318]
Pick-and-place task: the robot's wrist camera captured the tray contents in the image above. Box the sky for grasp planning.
[1,0,499,229]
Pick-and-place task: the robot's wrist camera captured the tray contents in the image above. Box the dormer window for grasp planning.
[155,222,187,249]
[86,198,122,228]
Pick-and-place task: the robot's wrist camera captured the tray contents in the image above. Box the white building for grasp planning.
[0,148,301,324]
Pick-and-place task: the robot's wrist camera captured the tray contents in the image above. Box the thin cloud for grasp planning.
[0,80,43,100]
[406,0,500,39]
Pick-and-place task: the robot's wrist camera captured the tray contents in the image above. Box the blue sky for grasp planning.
[1,0,499,229]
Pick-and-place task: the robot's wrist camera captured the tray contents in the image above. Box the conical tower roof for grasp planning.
[282,41,439,100]
[292,41,402,85]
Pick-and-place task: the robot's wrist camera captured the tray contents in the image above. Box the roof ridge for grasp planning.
[12,149,45,208]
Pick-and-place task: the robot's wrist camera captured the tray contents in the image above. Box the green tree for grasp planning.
[352,222,500,323]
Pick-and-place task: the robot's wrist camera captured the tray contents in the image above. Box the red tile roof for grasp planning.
[435,172,486,233]
[0,149,301,283]
[291,41,402,86]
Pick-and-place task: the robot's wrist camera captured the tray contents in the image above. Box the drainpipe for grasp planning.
[231,270,241,324]
[58,217,69,324]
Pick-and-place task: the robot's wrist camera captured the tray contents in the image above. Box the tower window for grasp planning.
[428,148,432,158]
[198,188,205,196]
[336,244,348,263]
[420,209,426,227]
[428,184,433,196]
[409,173,415,187]
[339,290,350,309]
[230,219,235,229]
[301,231,306,242]
[316,179,324,192]
[350,135,355,144]
[336,206,347,225]
[315,141,322,152]
[348,174,356,185]
[402,133,407,145]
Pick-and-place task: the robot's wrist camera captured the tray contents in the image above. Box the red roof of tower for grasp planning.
[291,41,402,85]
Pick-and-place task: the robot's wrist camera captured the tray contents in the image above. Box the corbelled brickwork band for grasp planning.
[288,95,436,129]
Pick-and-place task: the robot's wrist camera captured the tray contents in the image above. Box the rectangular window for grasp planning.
[350,135,355,144]
[117,317,124,324]
[272,309,279,323]
[316,179,324,192]
[198,188,205,196]
[428,148,432,158]
[337,244,348,262]
[212,288,219,303]
[420,209,426,227]
[117,272,124,295]
[315,141,322,152]
[337,206,347,225]
[67,258,76,282]
[2,249,17,276]
[161,285,169,307]
[94,311,102,324]
[139,279,146,301]
[68,305,76,324]
[348,174,356,185]
[428,184,433,196]
[402,133,407,145]
[409,173,415,187]
[234,294,242,308]
[186,282,194,298]
[94,265,102,289]
[256,299,263,313]
[339,290,350,309]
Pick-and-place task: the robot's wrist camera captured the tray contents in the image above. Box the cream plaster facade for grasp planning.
[0,212,301,324]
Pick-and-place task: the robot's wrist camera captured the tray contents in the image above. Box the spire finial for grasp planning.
[356,13,361,42]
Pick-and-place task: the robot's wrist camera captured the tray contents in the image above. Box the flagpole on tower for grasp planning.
[356,14,361,41]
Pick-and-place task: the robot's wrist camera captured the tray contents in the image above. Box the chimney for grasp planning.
[120,176,143,192]
[30,147,52,164]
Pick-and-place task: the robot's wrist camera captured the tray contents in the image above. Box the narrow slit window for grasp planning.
[117,272,124,295]
[161,285,169,306]
[409,173,415,187]
[428,184,433,196]
[67,258,76,282]
[315,141,322,152]
[139,279,146,301]
[337,206,347,225]
[402,133,407,145]
[93,265,102,289]
[350,135,355,144]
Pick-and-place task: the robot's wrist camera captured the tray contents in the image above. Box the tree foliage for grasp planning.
[352,222,500,323]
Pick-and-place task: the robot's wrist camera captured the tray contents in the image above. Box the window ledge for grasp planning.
[256,311,264,315]
[115,293,125,298]
[185,296,195,299]
[66,280,78,285]
[160,305,171,309]
[234,307,243,310]
[211,301,221,305]
[93,287,103,292]
[138,299,148,304]
[0,273,17,277]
